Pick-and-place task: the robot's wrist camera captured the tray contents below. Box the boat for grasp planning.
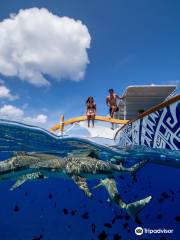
[115,85,180,150]
[51,85,180,150]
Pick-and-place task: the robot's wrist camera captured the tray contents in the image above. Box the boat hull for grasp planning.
[115,96,180,150]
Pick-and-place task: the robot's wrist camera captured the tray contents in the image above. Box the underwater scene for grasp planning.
[0,120,179,240]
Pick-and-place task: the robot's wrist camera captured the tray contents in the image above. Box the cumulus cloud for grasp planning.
[0,105,47,126]
[0,85,18,100]
[23,114,47,125]
[0,8,91,86]
[0,105,23,120]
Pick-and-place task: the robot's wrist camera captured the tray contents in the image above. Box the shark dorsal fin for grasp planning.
[68,150,100,159]
[87,150,100,159]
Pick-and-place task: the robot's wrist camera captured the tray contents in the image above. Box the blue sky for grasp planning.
[0,0,179,128]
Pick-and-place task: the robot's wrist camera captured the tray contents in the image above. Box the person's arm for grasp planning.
[116,94,124,100]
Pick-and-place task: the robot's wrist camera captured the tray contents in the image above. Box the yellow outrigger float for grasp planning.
[50,115,129,135]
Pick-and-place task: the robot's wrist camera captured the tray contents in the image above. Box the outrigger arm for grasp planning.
[50,115,129,134]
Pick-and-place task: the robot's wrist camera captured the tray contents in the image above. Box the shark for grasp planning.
[0,151,152,219]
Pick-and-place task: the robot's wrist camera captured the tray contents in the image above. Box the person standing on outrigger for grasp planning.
[86,96,96,128]
[106,88,124,129]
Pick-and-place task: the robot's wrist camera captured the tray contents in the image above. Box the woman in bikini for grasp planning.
[86,96,96,128]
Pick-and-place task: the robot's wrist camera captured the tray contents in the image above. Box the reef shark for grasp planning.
[0,152,152,219]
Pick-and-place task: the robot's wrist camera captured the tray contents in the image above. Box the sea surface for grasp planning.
[0,119,179,240]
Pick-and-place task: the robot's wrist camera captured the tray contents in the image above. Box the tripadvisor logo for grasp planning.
[135,227,143,236]
[135,227,174,236]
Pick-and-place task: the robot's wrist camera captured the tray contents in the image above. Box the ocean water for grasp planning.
[0,120,179,240]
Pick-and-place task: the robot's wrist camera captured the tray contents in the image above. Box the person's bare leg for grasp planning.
[87,116,90,128]
[92,116,95,127]
[112,106,116,118]
[111,107,115,129]
[90,116,92,128]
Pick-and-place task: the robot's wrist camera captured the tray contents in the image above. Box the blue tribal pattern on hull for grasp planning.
[115,100,180,150]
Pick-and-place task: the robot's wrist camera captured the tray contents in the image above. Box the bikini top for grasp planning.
[87,102,96,109]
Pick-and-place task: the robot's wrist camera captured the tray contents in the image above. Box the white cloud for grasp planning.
[0,104,47,126]
[0,85,18,100]
[0,105,23,120]
[23,114,47,125]
[0,8,91,86]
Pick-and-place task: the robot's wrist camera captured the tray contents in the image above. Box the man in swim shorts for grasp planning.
[106,89,124,127]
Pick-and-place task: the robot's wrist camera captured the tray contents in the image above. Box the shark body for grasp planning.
[0,152,152,219]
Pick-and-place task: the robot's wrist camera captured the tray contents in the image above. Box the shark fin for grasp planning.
[10,178,26,190]
[68,150,99,159]
[93,177,116,192]
[71,175,92,198]
[131,160,148,172]
[87,150,100,159]
[126,196,152,219]
[118,160,148,173]
[111,156,124,164]
[10,172,47,191]
[93,182,103,190]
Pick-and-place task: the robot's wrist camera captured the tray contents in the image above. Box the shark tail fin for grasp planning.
[125,195,152,219]
[115,160,148,174]
[130,160,148,173]
[129,160,148,184]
